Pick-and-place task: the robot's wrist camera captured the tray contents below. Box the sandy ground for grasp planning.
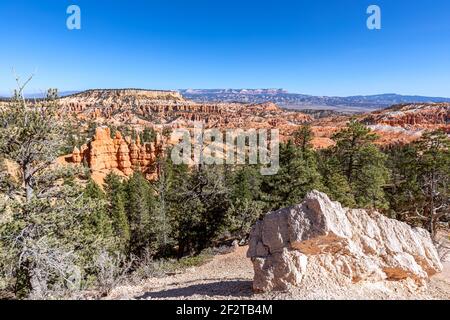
[108,246,450,300]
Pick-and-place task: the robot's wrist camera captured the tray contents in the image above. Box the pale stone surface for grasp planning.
[247,191,443,292]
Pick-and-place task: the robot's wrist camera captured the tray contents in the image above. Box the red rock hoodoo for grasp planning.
[67,126,163,184]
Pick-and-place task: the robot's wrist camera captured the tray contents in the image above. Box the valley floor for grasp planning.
[108,246,450,300]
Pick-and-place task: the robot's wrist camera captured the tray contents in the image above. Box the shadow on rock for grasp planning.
[136,279,253,299]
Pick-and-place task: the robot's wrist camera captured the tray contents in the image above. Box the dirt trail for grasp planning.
[108,246,450,300]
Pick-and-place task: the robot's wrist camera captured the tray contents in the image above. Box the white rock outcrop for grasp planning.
[247,191,443,292]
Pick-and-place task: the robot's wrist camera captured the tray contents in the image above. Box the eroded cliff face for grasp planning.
[365,103,449,128]
[57,90,312,134]
[363,103,450,145]
[309,103,450,148]
[65,126,163,184]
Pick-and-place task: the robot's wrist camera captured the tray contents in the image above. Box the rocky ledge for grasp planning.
[247,191,443,292]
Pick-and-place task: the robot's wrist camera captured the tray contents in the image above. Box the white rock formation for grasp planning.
[247,191,443,292]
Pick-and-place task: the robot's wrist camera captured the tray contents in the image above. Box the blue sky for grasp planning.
[1,0,450,97]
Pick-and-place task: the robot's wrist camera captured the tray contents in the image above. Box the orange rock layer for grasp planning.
[67,126,163,184]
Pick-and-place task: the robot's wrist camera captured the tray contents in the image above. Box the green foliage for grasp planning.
[328,120,390,209]
[169,166,231,257]
[60,120,99,156]
[0,179,116,298]
[0,89,116,298]
[150,151,182,255]
[169,250,214,270]
[261,140,324,211]
[292,124,313,153]
[0,96,63,201]
[104,173,130,253]
[226,165,264,239]
[83,179,113,242]
[132,249,213,279]
[141,127,157,143]
[318,152,356,207]
[386,130,449,236]
[124,172,157,256]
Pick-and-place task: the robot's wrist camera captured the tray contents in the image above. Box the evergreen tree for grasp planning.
[83,179,112,240]
[415,130,449,237]
[0,82,115,297]
[125,172,156,256]
[226,165,264,240]
[142,127,157,143]
[318,151,356,207]
[331,120,389,209]
[170,166,230,257]
[151,150,180,255]
[292,124,313,154]
[387,130,449,237]
[104,173,130,253]
[261,140,323,211]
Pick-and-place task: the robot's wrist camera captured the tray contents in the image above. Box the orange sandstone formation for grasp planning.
[56,89,312,133]
[364,103,449,129]
[67,126,163,184]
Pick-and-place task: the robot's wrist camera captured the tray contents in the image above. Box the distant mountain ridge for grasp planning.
[179,89,450,112]
[0,91,80,100]
[2,89,450,112]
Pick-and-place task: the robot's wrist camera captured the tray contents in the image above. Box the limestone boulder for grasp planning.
[247,191,443,292]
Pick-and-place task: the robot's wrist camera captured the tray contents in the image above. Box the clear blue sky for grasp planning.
[1,0,450,97]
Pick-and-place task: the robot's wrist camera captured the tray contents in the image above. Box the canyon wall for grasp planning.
[57,90,312,133]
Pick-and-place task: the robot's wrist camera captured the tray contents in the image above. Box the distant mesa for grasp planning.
[65,88,184,101]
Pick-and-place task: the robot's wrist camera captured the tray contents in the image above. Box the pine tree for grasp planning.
[415,130,450,237]
[150,150,180,255]
[332,120,378,181]
[125,172,156,256]
[229,165,261,203]
[0,81,115,297]
[104,173,130,253]
[331,120,389,209]
[167,164,202,258]
[388,130,450,237]
[318,151,356,207]
[83,179,112,240]
[292,124,314,154]
[226,165,264,240]
[170,165,231,257]
[142,127,156,143]
[261,140,323,211]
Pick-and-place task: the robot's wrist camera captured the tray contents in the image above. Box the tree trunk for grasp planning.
[23,163,34,202]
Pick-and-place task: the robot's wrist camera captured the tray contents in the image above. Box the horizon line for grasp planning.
[1,88,450,100]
